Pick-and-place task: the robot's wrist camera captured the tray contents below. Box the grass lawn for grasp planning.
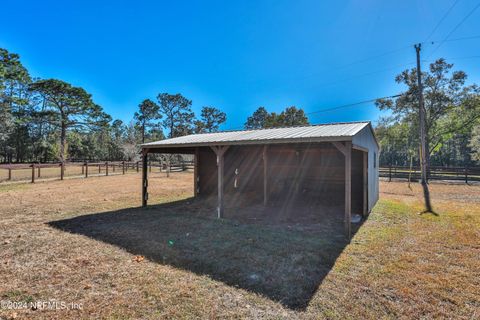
[0,172,479,319]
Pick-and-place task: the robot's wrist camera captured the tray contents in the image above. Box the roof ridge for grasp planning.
[189,120,371,136]
[141,120,371,146]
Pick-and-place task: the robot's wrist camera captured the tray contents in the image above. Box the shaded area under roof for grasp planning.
[142,121,374,148]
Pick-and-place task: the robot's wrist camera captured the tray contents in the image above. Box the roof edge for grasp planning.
[141,120,371,147]
[142,136,354,149]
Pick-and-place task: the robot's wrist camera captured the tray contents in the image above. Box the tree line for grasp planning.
[2,47,479,167]
[0,47,311,164]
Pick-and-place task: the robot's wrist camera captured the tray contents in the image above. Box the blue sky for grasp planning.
[1,0,479,130]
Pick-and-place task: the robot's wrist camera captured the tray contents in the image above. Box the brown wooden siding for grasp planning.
[197,143,365,213]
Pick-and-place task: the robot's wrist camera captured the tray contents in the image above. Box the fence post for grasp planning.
[113,163,116,173]
[106,162,109,176]
[389,165,392,182]
[98,164,101,174]
[136,161,139,172]
[37,166,41,178]
[85,162,88,178]
[8,168,11,181]
[122,161,125,175]
[81,164,84,175]
[149,161,152,173]
[465,166,468,184]
[31,164,35,183]
[60,162,64,180]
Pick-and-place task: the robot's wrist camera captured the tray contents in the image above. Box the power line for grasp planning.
[424,0,461,43]
[306,94,402,117]
[440,34,480,43]
[270,61,416,94]
[224,2,480,130]
[243,47,413,92]
[441,55,480,61]
[222,93,404,131]
[329,45,412,72]
[427,1,480,59]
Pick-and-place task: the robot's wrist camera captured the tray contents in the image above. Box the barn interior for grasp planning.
[144,142,367,232]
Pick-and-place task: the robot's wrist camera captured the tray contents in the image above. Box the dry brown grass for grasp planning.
[0,173,479,319]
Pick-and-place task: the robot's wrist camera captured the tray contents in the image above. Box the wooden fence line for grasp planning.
[0,160,194,183]
[380,165,480,183]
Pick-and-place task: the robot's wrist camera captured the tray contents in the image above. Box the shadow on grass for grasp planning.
[48,198,361,310]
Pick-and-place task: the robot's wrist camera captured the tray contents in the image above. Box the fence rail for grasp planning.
[380,165,480,183]
[0,160,194,183]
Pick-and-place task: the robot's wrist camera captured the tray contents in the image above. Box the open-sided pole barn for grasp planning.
[141,121,379,238]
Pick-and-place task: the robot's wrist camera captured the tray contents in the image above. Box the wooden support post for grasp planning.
[363,151,368,217]
[106,162,109,176]
[142,152,148,207]
[85,162,88,178]
[8,168,11,181]
[331,141,352,239]
[344,142,352,239]
[136,161,139,172]
[211,146,230,218]
[263,145,269,206]
[465,167,468,184]
[113,163,116,172]
[194,147,199,197]
[389,165,392,182]
[217,151,225,218]
[98,164,101,174]
[38,166,41,178]
[60,162,64,180]
[81,164,84,175]
[122,161,125,175]
[31,164,35,183]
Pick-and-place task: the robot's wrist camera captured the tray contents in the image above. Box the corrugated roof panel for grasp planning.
[142,121,372,148]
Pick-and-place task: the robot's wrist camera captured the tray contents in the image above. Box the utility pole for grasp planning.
[414,43,433,212]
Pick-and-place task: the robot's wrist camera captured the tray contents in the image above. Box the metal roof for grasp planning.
[142,121,373,148]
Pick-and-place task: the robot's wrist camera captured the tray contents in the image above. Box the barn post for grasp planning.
[363,151,368,217]
[262,145,269,206]
[194,147,199,197]
[344,142,352,239]
[211,145,229,218]
[167,158,171,177]
[142,149,149,207]
[332,141,352,239]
